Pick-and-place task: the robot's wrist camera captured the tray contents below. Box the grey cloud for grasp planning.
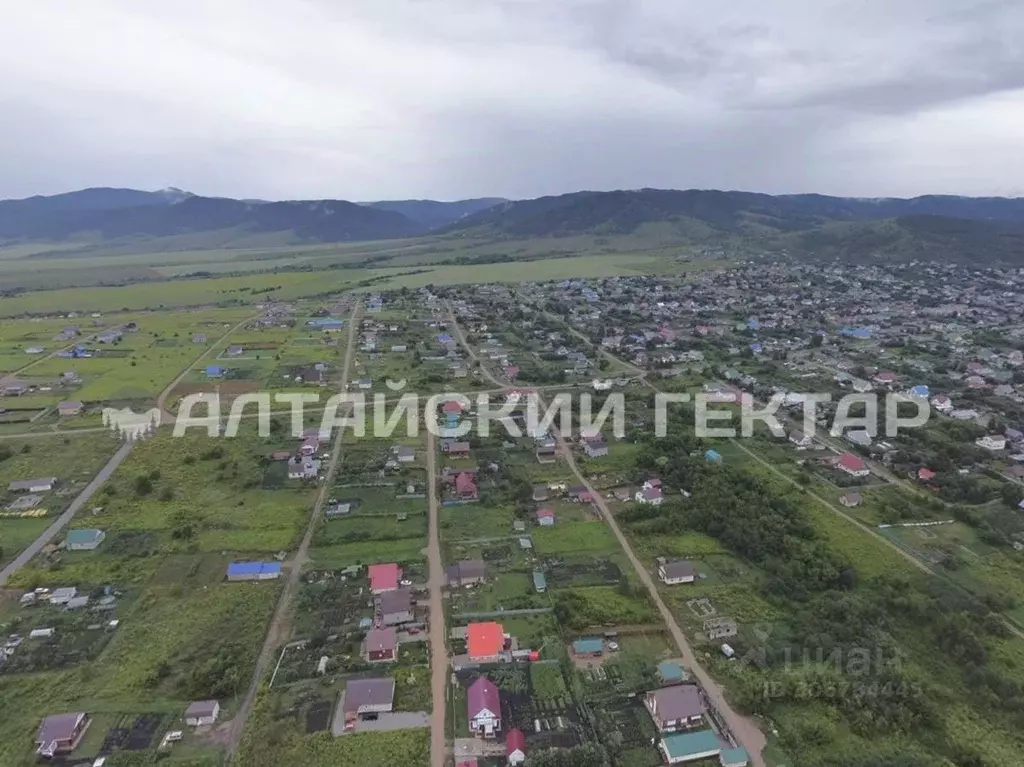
[0,0,1023,200]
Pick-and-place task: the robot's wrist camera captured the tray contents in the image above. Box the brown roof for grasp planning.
[343,678,395,712]
[379,588,413,616]
[649,684,705,721]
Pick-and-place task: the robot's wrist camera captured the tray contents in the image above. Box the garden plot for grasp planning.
[543,555,626,589]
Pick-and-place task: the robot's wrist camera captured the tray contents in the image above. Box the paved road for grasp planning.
[226,302,362,760]
[447,305,768,765]
[0,439,134,585]
[425,430,448,767]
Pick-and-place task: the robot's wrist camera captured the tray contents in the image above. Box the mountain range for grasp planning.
[2,186,1024,264]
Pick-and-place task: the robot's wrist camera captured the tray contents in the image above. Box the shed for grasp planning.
[532,571,547,593]
[226,562,281,581]
[184,700,220,727]
[657,661,688,685]
[65,529,105,551]
[572,637,604,656]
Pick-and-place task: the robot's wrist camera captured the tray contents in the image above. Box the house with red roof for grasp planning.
[872,371,899,385]
[506,728,526,765]
[455,472,478,500]
[535,508,556,526]
[918,468,937,482]
[368,563,401,594]
[443,400,464,415]
[467,677,502,738]
[835,453,869,477]
[467,621,505,662]
[504,365,520,380]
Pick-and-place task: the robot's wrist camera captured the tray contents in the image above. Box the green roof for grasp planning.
[661,730,721,759]
[66,529,104,544]
[720,747,750,766]
[572,637,604,654]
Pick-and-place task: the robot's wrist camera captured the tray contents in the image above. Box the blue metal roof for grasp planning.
[661,730,721,759]
[572,637,604,654]
[657,660,685,681]
[227,562,280,577]
[721,746,750,766]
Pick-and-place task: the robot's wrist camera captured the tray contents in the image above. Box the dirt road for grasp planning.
[155,313,259,421]
[425,429,448,767]
[447,306,768,765]
[0,439,134,585]
[225,302,362,760]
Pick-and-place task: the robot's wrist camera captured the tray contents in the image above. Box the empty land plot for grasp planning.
[441,504,517,540]
[532,521,619,555]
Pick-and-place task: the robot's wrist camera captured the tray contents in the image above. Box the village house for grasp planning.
[455,472,479,501]
[184,700,220,727]
[835,453,870,477]
[839,492,863,508]
[444,440,471,457]
[378,588,415,626]
[506,728,527,765]
[659,560,696,585]
[536,442,557,464]
[645,684,706,732]
[531,485,549,502]
[368,562,402,594]
[57,401,83,417]
[584,436,609,458]
[362,627,398,663]
[467,676,502,738]
[788,430,813,447]
[467,621,506,663]
[977,434,1007,451]
[447,559,487,588]
[341,678,394,731]
[288,455,319,480]
[535,508,556,526]
[636,484,664,505]
[9,477,57,493]
[35,713,91,758]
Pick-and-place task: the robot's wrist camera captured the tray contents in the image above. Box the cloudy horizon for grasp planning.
[3,0,1024,202]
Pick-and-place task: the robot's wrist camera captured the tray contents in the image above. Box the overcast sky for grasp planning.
[2,0,1024,201]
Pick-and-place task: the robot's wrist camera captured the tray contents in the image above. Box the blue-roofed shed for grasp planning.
[705,449,722,463]
[226,562,281,581]
[205,365,225,378]
[659,730,722,763]
[572,637,604,656]
[720,746,750,766]
[533,571,547,593]
[657,660,687,685]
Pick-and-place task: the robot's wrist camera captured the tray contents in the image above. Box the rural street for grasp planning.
[225,301,362,759]
[0,312,261,586]
[543,307,1024,644]
[425,428,448,767]
[155,313,260,421]
[0,323,125,387]
[446,306,768,766]
[0,439,134,586]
